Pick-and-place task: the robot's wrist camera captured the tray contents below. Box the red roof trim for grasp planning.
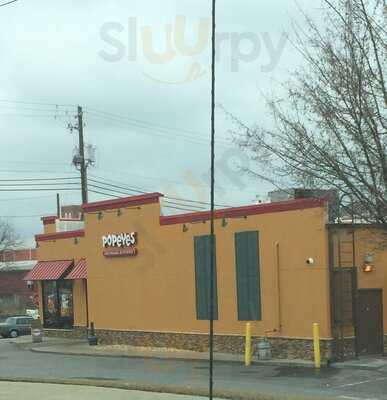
[41,216,57,225]
[160,198,325,226]
[82,192,164,213]
[35,229,85,242]
[65,258,87,280]
[23,259,73,281]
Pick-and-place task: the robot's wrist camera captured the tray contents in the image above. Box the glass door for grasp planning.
[42,280,74,329]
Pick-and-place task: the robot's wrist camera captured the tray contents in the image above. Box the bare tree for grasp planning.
[229,0,386,223]
[0,220,21,262]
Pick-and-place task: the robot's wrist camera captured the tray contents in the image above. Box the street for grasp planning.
[1,339,387,399]
[0,382,223,400]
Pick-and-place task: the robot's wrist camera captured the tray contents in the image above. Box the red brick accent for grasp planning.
[0,249,36,262]
[0,271,34,295]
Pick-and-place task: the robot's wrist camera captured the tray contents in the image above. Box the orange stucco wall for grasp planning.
[332,227,387,333]
[43,223,56,234]
[35,201,332,339]
[79,202,331,339]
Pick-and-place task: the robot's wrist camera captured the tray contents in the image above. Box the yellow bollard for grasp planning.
[313,323,321,369]
[245,322,252,367]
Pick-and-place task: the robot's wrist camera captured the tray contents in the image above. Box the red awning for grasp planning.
[65,259,87,280]
[23,260,73,281]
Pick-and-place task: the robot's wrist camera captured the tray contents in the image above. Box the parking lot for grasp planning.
[1,337,387,399]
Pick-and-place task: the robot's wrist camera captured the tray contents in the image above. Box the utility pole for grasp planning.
[56,193,61,218]
[69,106,94,206]
[77,106,88,204]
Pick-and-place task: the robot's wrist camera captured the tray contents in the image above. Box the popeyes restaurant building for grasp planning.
[25,193,387,361]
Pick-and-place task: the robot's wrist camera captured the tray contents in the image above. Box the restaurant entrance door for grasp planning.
[42,280,74,329]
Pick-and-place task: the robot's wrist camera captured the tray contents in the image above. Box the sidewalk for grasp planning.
[0,381,221,400]
[9,336,316,368]
[9,335,387,370]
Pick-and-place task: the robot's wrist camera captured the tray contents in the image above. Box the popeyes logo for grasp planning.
[102,232,138,257]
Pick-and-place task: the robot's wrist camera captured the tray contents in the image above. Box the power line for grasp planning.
[0,114,71,118]
[0,0,18,7]
[0,160,70,166]
[91,168,260,196]
[0,172,228,208]
[89,175,231,208]
[0,182,79,187]
[85,106,208,138]
[163,200,205,210]
[0,99,75,107]
[85,110,232,148]
[88,178,145,194]
[89,183,204,211]
[0,169,74,174]
[162,204,206,212]
[88,186,205,212]
[88,183,137,198]
[0,188,80,192]
[0,195,56,202]
[0,177,79,182]
[88,189,205,213]
[89,189,121,198]
[0,106,72,113]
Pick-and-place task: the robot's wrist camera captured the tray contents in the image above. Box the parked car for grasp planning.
[0,316,34,338]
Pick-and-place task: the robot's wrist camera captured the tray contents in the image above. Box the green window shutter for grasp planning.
[194,235,218,320]
[235,231,261,321]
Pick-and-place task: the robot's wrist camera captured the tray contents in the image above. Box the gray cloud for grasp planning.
[0,0,319,240]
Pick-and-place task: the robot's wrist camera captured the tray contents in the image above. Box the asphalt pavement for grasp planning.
[1,337,387,399]
[0,382,225,400]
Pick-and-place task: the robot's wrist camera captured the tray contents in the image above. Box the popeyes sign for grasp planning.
[102,232,138,257]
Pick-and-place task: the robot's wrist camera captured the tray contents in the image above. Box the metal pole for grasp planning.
[351,197,359,358]
[56,193,60,218]
[313,323,321,369]
[77,106,88,204]
[245,323,252,366]
[209,0,216,399]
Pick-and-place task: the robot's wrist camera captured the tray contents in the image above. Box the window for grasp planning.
[234,231,261,321]
[42,280,74,329]
[194,235,218,320]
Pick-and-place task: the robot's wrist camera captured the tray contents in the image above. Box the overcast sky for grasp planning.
[0,0,322,242]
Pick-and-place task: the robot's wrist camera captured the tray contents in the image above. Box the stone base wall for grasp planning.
[43,326,87,340]
[42,327,335,360]
[331,337,356,360]
[95,329,333,361]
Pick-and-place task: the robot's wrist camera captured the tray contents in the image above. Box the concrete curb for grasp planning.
[29,346,324,369]
[0,377,337,400]
[20,341,382,371]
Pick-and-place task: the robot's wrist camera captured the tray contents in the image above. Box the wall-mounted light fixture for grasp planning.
[97,212,103,220]
[117,208,122,217]
[363,253,374,273]
[221,218,228,227]
[182,224,188,233]
[306,257,315,266]
[26,280,34,289]
[74,237,79,245]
